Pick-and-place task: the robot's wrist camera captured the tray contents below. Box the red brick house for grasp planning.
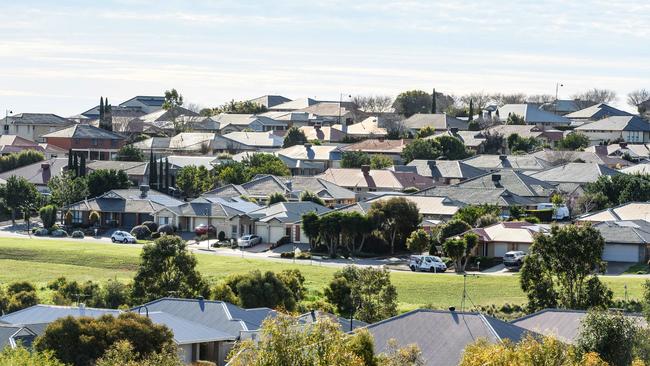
[42,124,126,160]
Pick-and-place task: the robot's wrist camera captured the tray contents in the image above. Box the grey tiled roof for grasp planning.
[0,157,68,186]
[528,163,621,184]
[245,201,332,223]
[0,305,121,325]
[593,220,650,244]
[119,95,165,107]
[146,311,235,344]
[565,103,632,120]
[2,113,74,126]
[416,186,536,207]
[366,309,529,366]
[248,95,292,108]
[43,124,125,140]
[406,160,486,179]
[497,104,570,125]
[402,113,469,130]
[462,155,551,171]
[575,115,650,132]
[456,169,556,199]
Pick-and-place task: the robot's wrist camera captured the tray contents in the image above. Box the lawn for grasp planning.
[0,237,647,311]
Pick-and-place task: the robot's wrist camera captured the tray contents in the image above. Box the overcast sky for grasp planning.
[1,0,649,116]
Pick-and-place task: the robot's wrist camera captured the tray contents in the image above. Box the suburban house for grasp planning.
[415,186,537,214]
[485,125,564,149]
[86,160,149,186]
[238,201,332,244]
[212,131,284,153]
[317,166,434,194]
[132,133,215,155]
[539,99,586,115]
[65,187,184,228]
[331,116,388,139]
[340,194,462,223]
[365,309,529,366]
[160,155,219,174]
[577,202,650,223]
[587,142,650,163]
[455,170,558,203]
[275,143,342,175]
[0,135,66,158]
[512,309,647,345]
[298,125,346,142]
[591,220,650,263]
[462,154,551,172]
[339,138,409,164]
[402,113,469,133]
[130,136,172,155]
[118,95,165,114]
[404,159,485,185]
[427,129,486,152]
[42,124,126,160]
[154,196,261,236]
[214,114,287,134]
[269,98,320,111]
[249,95,292,109]
[0,157,68,193]
[528,162,620,185]
[533,148,634,169]
[0,113,75,142]
[565,103,632,122]
[298,101,360,124]
[469,221,549,257]
[261,111,312,128]
[497,104,571,127]
[574,115,650,144]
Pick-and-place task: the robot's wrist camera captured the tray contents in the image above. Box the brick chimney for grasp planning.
[499,155,507,161]
[139,184,150,198]
[450,127,459,134]
[361,165,370,175]
[619,142,628,149]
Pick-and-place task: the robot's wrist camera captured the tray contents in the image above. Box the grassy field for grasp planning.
[0,237,647,311]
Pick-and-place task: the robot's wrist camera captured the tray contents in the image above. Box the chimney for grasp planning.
[139,184,150,198]
[427,160,437,170]
[499,155,507,161]
[450,127,459,134]
[304,143,313,149]
[310,309,316,322]
[361,165,370,175]
[378,136,385,142]
[491,174,501,183]
[448,306,455,312]
[619,142,628,149]
[285,180,293,192]
[41,163,50,170]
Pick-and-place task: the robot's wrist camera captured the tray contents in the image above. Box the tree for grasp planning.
[213,270,300,311]
[460,336,608,366]
[370,154,394,169]
[493,93,529,105]
[582,174,650,211]
[227,315,372,366]
[2,281,38,313]
[48,171,88,208]
[300,191,325,206]
[393,90,431,117]
[436,135,470,160]
[438,219,472,243]
[443,233,477,273]
[95,340,182,366]
[482,130,504,154]
[460,93,490,112]
[0,149,44,173]
[0,175,40,225]
[576,310,638,366]
[572,88,617,105]
[116,145,144,162]
[131,235,209,303]
[506,113,526,125]
[211,99,268,115]
[377,339,425,366]
[268,192,287,205]
[324,266,398,323]
[216,161,247,185]
[162,88,184,134]
[351,95,394,114]
[301,211,321,250]
[282,126,308,148]
[175,165,214,198]
[628,89,650,113]
[39,205,57,229]
[0,346,66,366]
[86,169,130,197]
[342,151,371,168]
[406,229,431,253]
[453,204,501,227]
[507,133,539,153]
[401,138,440,163]
[34,313,174,366]
[415,126,436,138]
[369,197,421,254]
[520,224,612,311]
[242,153,290,178]
[558,133,590,150]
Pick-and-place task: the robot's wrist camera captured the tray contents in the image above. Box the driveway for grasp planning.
[605,262,633,275]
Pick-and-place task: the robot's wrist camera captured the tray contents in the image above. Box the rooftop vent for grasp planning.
[491,174,501,182]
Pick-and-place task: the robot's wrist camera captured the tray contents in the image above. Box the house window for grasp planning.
[158,217,170,225]
[285,226,291,237]
[92,138,98,146]
[231,225,238,238]
[72,211,83,223]
[111,140,117,147]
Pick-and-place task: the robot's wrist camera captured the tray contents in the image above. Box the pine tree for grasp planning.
[469,99,474,122]
[432,88,437,114]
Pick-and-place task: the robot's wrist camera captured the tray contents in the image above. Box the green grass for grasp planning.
[0,238,647,311]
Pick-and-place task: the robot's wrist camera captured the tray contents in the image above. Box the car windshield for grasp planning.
[504,253,514,258]
[241,235,251,240]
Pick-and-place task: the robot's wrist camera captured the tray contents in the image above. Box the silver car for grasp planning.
[237,235,261,247]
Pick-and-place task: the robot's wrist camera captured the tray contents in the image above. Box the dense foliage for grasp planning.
[86,169,130,197]
[0,149,44,173]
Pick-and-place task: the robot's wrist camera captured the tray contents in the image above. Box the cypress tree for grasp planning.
[79,154,86,177]
[164,158,170,190]
[105,100,113,132]
[432,88,437,114]
[67,149,73,171]
[150,154,157,190]
[469,99,474,122]
[158,158,164,192]
[99,97,104,129]
[73,153,79,177]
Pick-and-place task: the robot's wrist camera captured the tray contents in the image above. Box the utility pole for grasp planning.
[555,83,564,115]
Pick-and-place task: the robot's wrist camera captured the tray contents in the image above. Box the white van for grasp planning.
[537,203,570,220]
[409,255,447,273]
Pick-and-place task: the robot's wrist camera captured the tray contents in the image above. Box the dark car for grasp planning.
[194,224,216,235]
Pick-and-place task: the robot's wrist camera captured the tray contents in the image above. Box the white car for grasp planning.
[409,255,447,273]
[503,251,526,270]
[237,235,262,248]
[537,203,570,220]
[111,231,137,244]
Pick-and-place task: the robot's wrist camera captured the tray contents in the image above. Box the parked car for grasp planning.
[194,224,216,235]
[537,203,570,220]
[503,251,526,270]
[237,235,262,248]
[111,231,137,244]
[409,255,447,273]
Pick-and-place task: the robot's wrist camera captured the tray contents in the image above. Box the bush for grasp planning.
[130,225,151,240]
[71,230,84,239]
[525,209,553,222]
[51,229,68,237]
[218,231,226,241]
[151,232,161,239]
[275,236,291,247]
[280,252,295,259]
[34,228,49,236]
[39,205,58,229]
[141,221,158,233]
[157,224,176,234]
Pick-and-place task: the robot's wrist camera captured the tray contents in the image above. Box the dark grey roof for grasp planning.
[528,163,621,184]
[206,175,355,201]
[416,186,536,207]
[497,104,571,125]
[119,96,165,107]
[66,189,183,213]
[0,305,121,325]
[406,160,486,180]
[456,169,556,199]
[0,158,68,186]
[565,103,632,120]
[249,95,292,108]
[2,113,74,126]
[592,220,650,244]
[512,309,647,344]
[146,311,235,344]
[366,309,529,366]
[43,124,125,140]
[402,113,469,130]
[462,155,551,171]
[134,298,274,338]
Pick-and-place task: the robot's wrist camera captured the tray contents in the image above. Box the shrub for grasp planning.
[141,221,158,233]
[525,209,553,222]
[218,231,226,241]
[34,228,49,236]
[51,229,68,237]
[280,252,295,259]
[275,236,291,247]
[130,225,151,240]
[39,205,58,229]
[157,224,176,234]
[71,230,84,239]
[150,232,161,239]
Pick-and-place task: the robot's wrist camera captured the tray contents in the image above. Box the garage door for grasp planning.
[603,244,639,263]
[269,226,285,244]
[255,223,269,242]
[194,217,208,227]
[518,244,531,253]
[494,243,508,257]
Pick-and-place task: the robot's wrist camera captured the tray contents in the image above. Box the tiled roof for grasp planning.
[269,98,320,111]
[0,157,68,186]
[528,163,620,184]
[406,160,486,180]
[577,202,650,223]
[416,185,536,207]
[86,160,148,176]
[565,103,632,120]
[402,113,469,130]
[219,131,284,148]
[42,124,124,140]
[497,104,570,125]
[340,139,409,154]
[276,144,341,161]
[575,115,650,132]
[248,95,292,108]
[332,117,388,136]
[119,95,165,107]
[462,154,551,171]
[456,169,556,199]
[2,113,74,126]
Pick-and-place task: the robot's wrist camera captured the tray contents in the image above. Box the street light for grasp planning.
[554,83,564,115]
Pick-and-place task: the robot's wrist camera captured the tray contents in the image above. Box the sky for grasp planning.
[1,0,649,116]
